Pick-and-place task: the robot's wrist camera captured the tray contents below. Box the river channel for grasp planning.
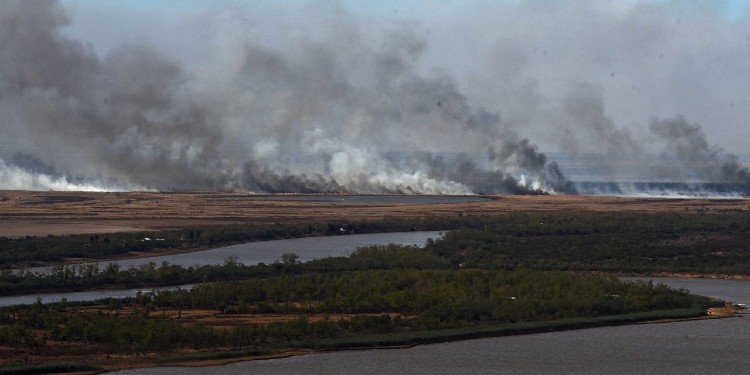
[5,231,748,374]
[1,231,442,306]
[108,276,750,375]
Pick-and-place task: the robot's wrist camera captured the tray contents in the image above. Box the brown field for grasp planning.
[1,190,749,237]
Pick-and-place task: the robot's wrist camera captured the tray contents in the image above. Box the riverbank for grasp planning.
[0,305,735,375]
[106,305,740,373]
[618,272,750,281]
[101,306,740,371]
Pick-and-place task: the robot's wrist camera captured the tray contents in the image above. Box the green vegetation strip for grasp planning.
[0,210,742,370]
[5,210,750,297]
[292,308,706,350]
[4,210,750,297]
[0,217,462,269]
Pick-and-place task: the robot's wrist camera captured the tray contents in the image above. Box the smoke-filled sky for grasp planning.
[1,0,749,195]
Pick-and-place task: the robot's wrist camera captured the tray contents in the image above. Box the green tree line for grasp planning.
[0,216,475,269]
[4,210,750,296]
[0,269,718,354]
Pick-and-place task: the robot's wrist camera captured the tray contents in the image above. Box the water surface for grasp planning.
[2,232,441,306]
[0,284,192,307]
[20,231,442,275]
[109,277,750,375]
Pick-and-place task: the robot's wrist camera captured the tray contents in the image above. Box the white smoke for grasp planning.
[0,159,134,192]
[1,1,749,197]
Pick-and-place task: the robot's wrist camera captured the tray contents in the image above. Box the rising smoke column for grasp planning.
[0,1,226,190]
[0,0,569,194]
[3,1,748,197]
[648,116,750,193]
[557,85,750,196]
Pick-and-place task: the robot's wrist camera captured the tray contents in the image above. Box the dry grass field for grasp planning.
[1,190,748,237]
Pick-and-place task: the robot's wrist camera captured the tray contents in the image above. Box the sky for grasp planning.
[2,0,750,194]
[57,0,750,153]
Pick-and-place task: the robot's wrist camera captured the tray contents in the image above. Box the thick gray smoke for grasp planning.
[558,85,750,196]
[1,1,749,197]
[565,85,750,197]
[648,116,750,186]
[0,0,569,194]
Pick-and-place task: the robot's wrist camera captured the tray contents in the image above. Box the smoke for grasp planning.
[0,0,570,194]
[1,1,749,197]
[0,159,132,192]
[648,116,750,187]
[558,87,750,196]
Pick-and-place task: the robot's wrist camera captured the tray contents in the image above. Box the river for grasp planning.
[18,231,443,276]
[0,231,441,306]
[108,276,750,375]
[4,231,748,374]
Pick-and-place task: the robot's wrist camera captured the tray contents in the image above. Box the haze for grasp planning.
[1,0,749,196]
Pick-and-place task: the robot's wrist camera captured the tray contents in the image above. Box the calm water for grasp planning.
[0,284,193,307]
[109,277,750,375]
[1,231,441,306]
[622,276,750,306]
[19,231,443,275]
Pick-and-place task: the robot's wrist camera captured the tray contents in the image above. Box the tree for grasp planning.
[281,252,299,265]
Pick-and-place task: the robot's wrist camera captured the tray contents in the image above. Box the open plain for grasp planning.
[2,190,749,238]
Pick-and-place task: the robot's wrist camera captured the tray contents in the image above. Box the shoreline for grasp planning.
[3,269,747,301]
[4,226,438,272]
[119,305,742,372]
[2,305,736,375]
[616,272,750,281]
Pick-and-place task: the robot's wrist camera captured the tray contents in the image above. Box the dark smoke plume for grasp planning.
[1,1,749,198]
[0,0,568,194]
[648,116,750,190]
[561,92,750,196]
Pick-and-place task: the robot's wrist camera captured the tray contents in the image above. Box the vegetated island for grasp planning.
[0,193,748,373]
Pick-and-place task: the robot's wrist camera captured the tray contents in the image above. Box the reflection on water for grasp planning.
[108,277,750,375]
